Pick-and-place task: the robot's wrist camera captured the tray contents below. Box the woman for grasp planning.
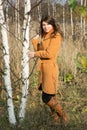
[28,15,69,125]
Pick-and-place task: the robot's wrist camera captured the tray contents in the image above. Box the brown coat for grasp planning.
[32,30,62,94]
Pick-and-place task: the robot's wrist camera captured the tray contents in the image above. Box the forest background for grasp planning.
[0,0,87,130]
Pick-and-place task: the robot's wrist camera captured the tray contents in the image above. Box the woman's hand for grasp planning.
[28,51,35,58]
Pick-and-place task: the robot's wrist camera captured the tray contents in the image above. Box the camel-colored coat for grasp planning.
[32,29,62,94]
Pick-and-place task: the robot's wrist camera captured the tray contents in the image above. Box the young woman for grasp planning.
[28,15,69,125]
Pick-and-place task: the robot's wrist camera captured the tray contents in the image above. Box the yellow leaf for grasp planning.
[82,108,87,113]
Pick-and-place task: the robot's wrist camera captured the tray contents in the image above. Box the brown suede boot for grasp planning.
[47,97,69,126]
[50,107,60,122]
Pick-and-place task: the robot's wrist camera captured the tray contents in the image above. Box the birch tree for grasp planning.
[37,0,41,21]
[52,1,56,17]
[0,0,16,125]
[15,0,20,38]
[47,0,50,16]
[4,1,9,24]
[18,0,31,120]
[70,8,74,36]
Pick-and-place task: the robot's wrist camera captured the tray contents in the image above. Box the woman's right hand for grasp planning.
[28,51,35,58]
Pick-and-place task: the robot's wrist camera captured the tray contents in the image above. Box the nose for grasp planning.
[45,25,48,29]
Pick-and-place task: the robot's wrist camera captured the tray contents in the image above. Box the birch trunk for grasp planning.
[47,0,50,16]
[0,0,16,125]
[37,0,41,21]
[6,3,9,27]
[15,0,20,38]
[18,0,31,119]
[52,2,56,17]
[4,1,9,25]
[70,8,74,36]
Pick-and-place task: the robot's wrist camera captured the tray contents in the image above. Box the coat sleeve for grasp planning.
[32,38,39,51]
[34,34,62,58]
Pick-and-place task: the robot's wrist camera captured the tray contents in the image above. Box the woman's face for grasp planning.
[42,21,53,33]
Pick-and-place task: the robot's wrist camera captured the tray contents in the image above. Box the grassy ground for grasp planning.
[0,71,87,130]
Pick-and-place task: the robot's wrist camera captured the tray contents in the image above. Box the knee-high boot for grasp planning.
[50,106,60,122]
[46,96,69,125]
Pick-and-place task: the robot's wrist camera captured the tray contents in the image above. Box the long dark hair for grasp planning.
[40,15,63,38]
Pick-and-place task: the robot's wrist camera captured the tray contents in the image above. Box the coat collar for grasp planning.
[42,29,54,41]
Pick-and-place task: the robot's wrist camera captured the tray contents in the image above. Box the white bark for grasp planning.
[4,1,9,25]
[15,0,20,38]
[6,4,9,25]
[70,8,74,36]
[18,0,31,119]
[0,0,16,125]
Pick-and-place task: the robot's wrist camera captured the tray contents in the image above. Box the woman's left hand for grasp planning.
[28,51,35,58]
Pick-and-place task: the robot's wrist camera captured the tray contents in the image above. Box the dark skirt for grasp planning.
[42,91,55,103]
